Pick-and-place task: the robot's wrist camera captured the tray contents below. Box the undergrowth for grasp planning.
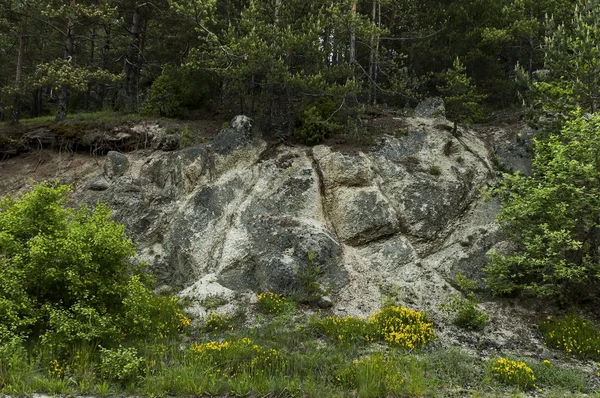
[0,184,597,397]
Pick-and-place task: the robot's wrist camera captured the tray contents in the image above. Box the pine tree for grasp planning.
[438,57,485,135]
[536,0,600,123]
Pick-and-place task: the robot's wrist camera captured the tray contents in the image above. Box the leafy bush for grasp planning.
[539,314,600,360]
[486,113,600,300]
[99,346,145,384]
[310,315,373,345]
[295,103,339,145]
[0,337,28,385]
[491,357,536,389]
[312,306,435,349]
[0,182,185,351]
[440,274,488,331]
[202,312,237,332]
[141,65,216,117]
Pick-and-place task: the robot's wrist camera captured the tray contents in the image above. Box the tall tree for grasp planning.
[535,0,600,120]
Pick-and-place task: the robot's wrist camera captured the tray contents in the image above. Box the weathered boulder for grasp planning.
[104,151,130,178]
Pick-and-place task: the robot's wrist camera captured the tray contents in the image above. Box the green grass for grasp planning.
[1,304,597,397]
[540,314,600,361]
[6,111,143,125]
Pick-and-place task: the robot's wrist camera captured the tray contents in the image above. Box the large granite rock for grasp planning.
[77,115,498,318]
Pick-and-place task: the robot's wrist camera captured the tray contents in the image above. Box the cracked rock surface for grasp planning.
[2,114,550,356]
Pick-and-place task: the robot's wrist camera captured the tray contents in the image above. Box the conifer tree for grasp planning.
[535,0,600,123]
[438,57,485,135]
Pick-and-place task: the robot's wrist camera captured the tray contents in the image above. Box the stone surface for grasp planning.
[86,175,110,191]
[104,151,130,178]
[3,114,550,356]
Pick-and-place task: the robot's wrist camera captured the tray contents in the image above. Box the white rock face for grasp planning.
[76,115,502,326]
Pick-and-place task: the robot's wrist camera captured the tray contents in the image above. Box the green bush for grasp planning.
[486,113,600,300]
[0,182,185,352]
[141,65,216,117]
[257,292,294,315]
[539,314,600,361]
[190,337,283,376]
[440,274,488,331]
[295,102,340,145]
[99,346,145,384]
[368,306,435,349]
[441,295,488,331]
[310,315,373,345]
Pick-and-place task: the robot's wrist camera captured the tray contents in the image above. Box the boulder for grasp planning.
[104,151,130,178]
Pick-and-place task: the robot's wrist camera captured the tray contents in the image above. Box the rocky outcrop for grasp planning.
[71,114,500,323]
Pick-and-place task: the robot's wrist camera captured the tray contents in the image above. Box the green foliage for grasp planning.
[440,274,488,331]
[295,103,340,145]
[99,346,145,385]
[368,306,435,349]
[0,337,28,386]
[310,315,373,345]
[335,353,408,397]
[486,112,600,299]
[0,182,185,352]
[190,337,284,376]
[534,0,600,124]
[312,306,435,350]
[438,57,486,134]
[539,314,600,360]
[141,66,216,118]
[490,357,536,389]
[257,292,294,315]
[202,312,237,332]
[440,295,488,331]
[427,165,442,176]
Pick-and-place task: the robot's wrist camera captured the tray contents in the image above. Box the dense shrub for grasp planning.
[257,292,294,315]
[141,66,217,118]
[486,113,600,300]
[0,182,186,352]
[312,306,435,349]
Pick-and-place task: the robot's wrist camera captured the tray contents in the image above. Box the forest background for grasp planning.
[0,0,588,139]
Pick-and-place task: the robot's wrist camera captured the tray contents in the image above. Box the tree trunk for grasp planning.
[56,0,76,121]
[122,6,141,111]
[368,0,377,105]
[349,1,356,66]
[85,23,96,110]
[11,0,28,126]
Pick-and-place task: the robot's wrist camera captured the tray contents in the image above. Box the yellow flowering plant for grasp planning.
[190,337,283,375]
[257,292,294,315]
[539,314,600,360]
[491,357,536,389]
[368,306,435,350]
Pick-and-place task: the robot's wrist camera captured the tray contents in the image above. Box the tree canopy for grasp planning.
[0,0,579,135]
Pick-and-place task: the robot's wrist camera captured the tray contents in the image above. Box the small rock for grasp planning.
[317,296,334,309]
[212,115,259,155]
[104,151,130,178]
[87,175,110,191]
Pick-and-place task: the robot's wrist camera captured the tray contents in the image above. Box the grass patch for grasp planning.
[10,111,143,125]
[0,300,596,397]
[540,314,600,360]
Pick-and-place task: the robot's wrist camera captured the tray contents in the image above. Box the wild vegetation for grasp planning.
[0,0,588,137]
[3,0,600,396]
